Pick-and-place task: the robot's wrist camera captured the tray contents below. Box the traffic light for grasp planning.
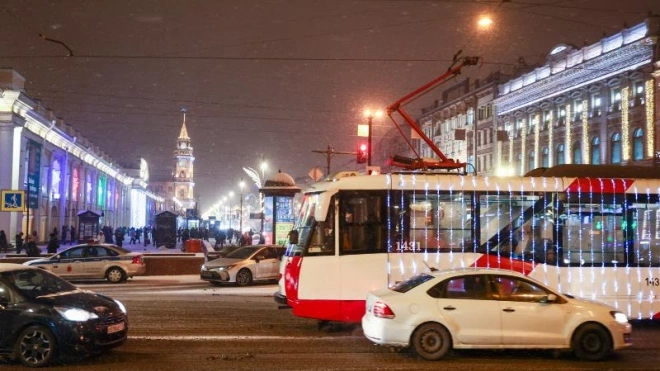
[357,143,368,164]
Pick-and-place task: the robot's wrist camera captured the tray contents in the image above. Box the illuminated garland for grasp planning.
[622,86,630,161]
[565,105,572,164]
[582,99,589,163]
[548,110,554,166]
[534,113,540,167]
[508,120,514,170]
[646,79,655,157]
[521,118,527,173]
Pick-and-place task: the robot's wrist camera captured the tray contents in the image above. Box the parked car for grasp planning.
[362,268,632,361]
[0,263,128,367]
[200,245,285,286]
[205,245,242,262]
[23,243,146,283]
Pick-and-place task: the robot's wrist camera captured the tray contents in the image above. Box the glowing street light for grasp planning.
[363,108,383,166]
[477,15,493,30]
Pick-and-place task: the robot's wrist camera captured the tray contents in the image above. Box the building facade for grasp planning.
[0,69,162,244]
[417,17,660,176]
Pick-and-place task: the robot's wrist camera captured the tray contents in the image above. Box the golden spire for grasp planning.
[178,107,190,139]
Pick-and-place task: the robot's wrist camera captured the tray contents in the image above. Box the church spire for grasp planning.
[178,107,190,140]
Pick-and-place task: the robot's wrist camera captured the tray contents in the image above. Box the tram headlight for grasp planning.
[611,311,628,324]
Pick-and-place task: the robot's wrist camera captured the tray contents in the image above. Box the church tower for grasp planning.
[173,109,196,212]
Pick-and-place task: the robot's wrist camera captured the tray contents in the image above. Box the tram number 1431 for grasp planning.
[645,277,660,287]
[394,241,422,252]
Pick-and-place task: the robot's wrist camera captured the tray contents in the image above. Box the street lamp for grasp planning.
[363,109,383,166]
[228,192,234,229]
[239,180,245,233]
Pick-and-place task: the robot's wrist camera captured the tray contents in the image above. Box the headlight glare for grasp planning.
[55,306,99,322]
[611,311,628,324]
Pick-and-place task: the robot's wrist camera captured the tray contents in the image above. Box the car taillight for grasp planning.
[372,301,395,319]
[131,255,143,265]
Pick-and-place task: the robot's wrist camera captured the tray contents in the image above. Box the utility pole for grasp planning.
[312,144,356,176]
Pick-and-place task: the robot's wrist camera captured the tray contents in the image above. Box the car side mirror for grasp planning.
[288,230,299,245]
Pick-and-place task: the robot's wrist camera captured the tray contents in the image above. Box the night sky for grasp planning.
[1,0,658,209]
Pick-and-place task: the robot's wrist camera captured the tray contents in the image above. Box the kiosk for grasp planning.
[76,210,101,243]
[260,171,300,245]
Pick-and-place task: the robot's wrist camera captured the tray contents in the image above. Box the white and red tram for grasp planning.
[275,165,660,323]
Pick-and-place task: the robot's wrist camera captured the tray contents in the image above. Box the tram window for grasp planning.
[339,192,387,255]
[631,203,660,266]
[402,193,472,252]
[561,202,626,266]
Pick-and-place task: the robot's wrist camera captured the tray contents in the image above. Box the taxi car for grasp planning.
[0,263,128,367]
[200,245,285,286]
[24,243,146,283]
[362,268,632,361]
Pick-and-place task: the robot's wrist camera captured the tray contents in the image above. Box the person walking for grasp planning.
[47,232,59,254]
[0,230,8,253]
[61,225,68,244]
[15,232,24,254]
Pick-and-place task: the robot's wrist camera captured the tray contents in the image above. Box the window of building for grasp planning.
[573,99,583,121]
[517,153,523,175]
[542,147,549,167]
[611,132,622,164]
[591,137,600,165]
[573,141,582,164]
[556,144,565,165]
[610,87,622,112]
[527,150,535,172]
[633,128,644,161]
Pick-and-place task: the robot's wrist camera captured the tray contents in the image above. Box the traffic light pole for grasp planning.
[367,115,373,166]
[312,144,356,176]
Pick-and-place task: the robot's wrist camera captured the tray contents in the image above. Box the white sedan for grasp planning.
[362,268,632,361]
[200,245,285,286]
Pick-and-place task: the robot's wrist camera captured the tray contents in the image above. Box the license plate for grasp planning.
[107,322,125,334]
[201,271,213,278]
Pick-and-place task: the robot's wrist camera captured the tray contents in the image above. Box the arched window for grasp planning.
[556,144,565,165]
[541,147,549,167]
[179,171,186,179]
[527,150,535,172]
[573,141,582,164]
[51,159,61,200]
[611,132,622,164]
[633,128,644,161]
[591,137,600,165]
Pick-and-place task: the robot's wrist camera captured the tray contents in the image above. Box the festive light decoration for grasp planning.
[534,114,540,167]
[548,110,554,167]
[645,79,655,157]
[565,105,572,164]
[622,86,630,161]
[582,99,589,163]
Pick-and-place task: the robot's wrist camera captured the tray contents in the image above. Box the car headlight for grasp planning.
[220,265,235,271]
[611,311,629,324]
[55,306,99,322]
[114,299,127,314]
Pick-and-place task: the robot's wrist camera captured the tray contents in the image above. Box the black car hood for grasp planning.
[36,290,122,315]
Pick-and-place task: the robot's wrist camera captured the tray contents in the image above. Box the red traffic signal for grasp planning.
[357,143,368,164]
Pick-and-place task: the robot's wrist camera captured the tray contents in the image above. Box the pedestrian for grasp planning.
[47,232,59,254]
[60,225,68,244]
[115,228,124,247]
[25,236,40,257]
[15,232,24,254]
[69,225,76,244]
[0,230,8,253]
[96,230,104,243]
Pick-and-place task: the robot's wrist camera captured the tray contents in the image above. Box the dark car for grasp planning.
[0,263,128,367]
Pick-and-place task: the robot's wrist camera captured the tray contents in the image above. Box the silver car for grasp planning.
[200,245,285,286]
[24,243,147,283]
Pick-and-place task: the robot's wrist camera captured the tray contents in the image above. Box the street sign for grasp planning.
[1,190,25,212]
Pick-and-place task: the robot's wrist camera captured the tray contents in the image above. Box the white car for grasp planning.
[200,245,285,286]
[24,243,146,283]
[362,268,632,361]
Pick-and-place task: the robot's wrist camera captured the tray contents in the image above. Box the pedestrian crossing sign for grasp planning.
[1,190,25,212]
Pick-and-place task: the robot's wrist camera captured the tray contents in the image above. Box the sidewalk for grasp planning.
[8,238,218,256]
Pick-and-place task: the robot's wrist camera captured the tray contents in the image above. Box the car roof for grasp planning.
[428,268,528,280]
[0,263,39,273]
